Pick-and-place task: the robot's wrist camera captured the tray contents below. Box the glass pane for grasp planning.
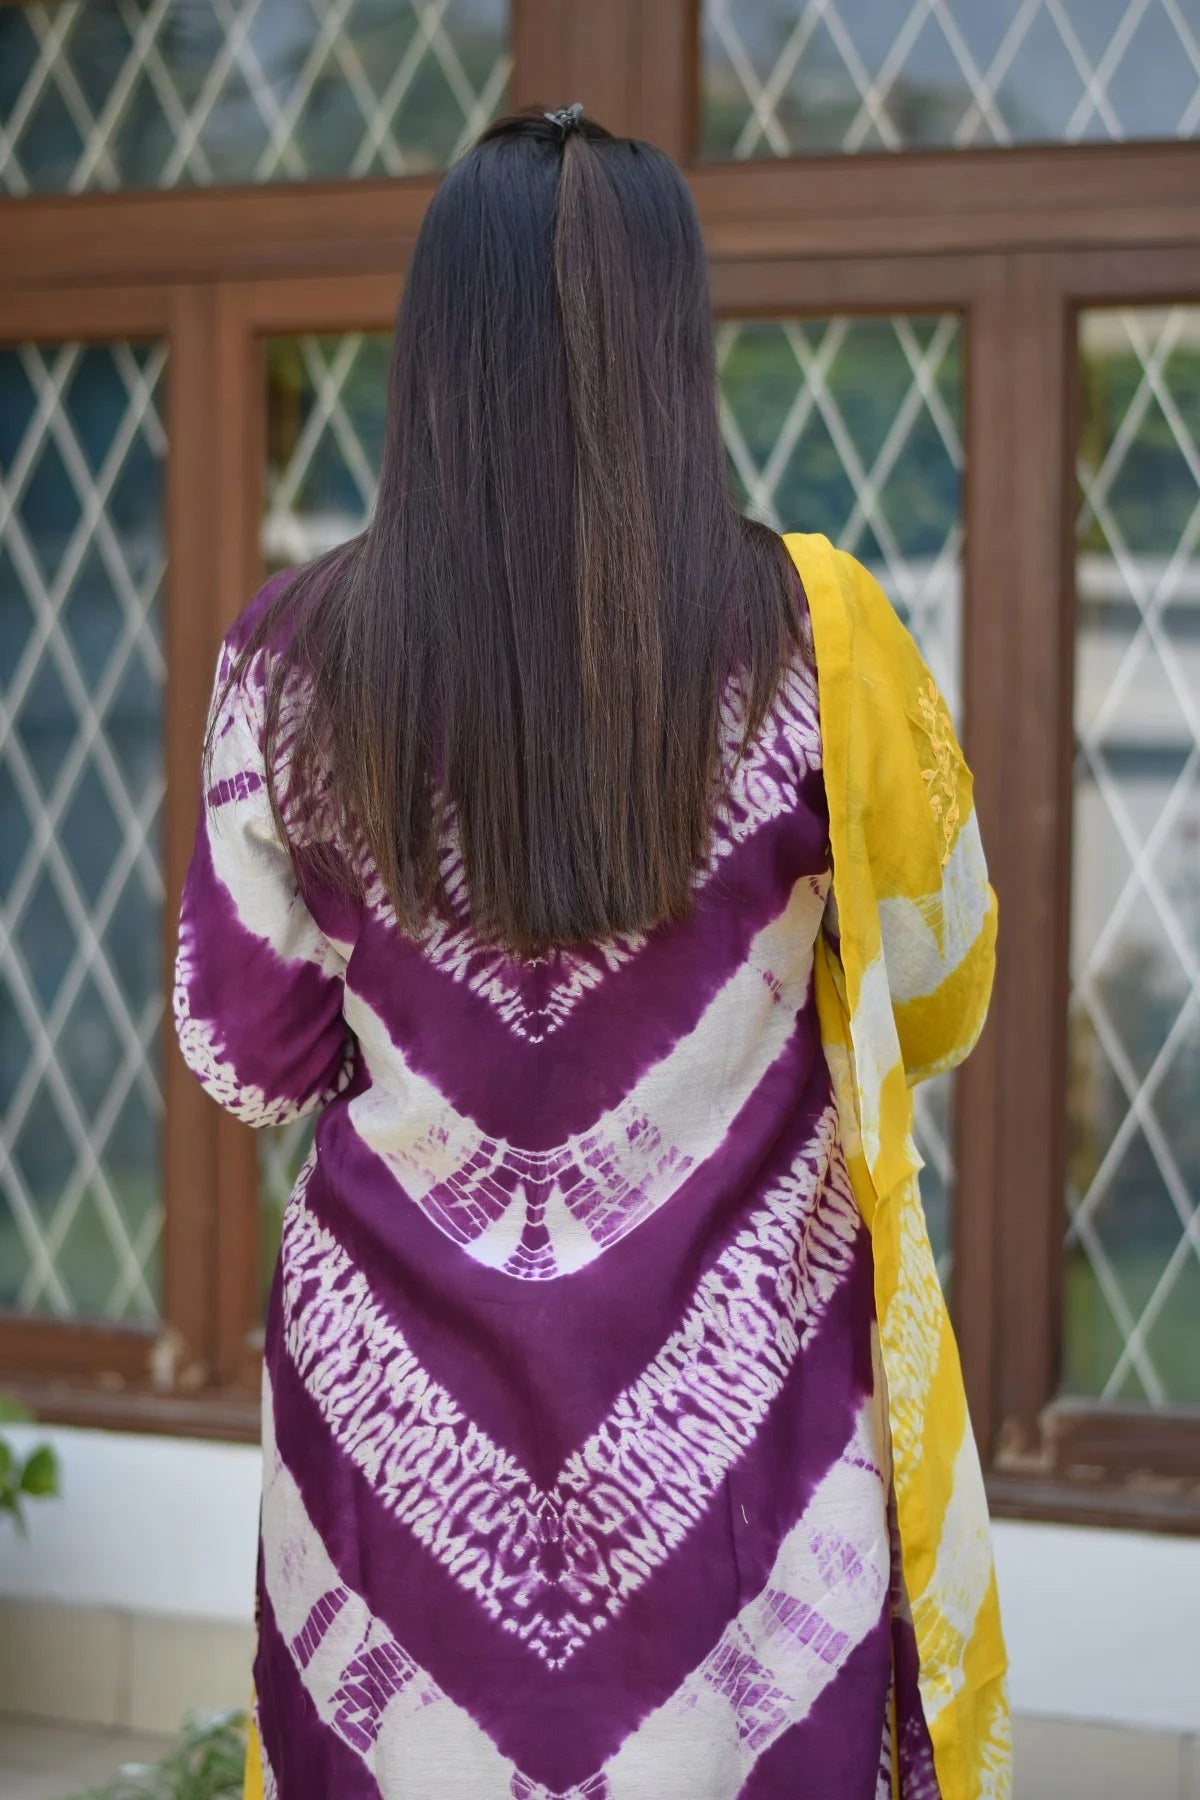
[1065,306,1200,1405]
[0,341,166,1322]
[259,316,964,1295]
[701,0,1200,158]
[0,0,510,196]
[719,314,963,1282]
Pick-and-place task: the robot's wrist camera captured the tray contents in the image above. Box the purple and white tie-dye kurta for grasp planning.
[175,577,940,1799]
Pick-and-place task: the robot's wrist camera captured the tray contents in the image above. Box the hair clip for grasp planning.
[544,102,584,137]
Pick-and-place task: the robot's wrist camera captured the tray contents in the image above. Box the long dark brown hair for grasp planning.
[221,108,807,956]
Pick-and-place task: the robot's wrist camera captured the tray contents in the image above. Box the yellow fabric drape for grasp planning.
[243,1699,264,1800]
[788,531,1011,1799]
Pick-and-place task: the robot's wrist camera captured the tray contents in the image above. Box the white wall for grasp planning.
[0,1425,258,1623]
[3,1426,1200,1733]
[994,1519,1200,1734]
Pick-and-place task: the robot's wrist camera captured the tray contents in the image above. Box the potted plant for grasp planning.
[0,1395,59,1533]
[69,1711,248,1800]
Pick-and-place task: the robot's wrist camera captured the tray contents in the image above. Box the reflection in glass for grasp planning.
[0,342,166,1321]
[0,0,510,196]
[702,0,1200,159]
[259,316,964,1296]
[1066,307,1200,1404]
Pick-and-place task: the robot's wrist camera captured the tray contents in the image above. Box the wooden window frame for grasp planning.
[988,245,1200,1536]
[1,0,1198,1527]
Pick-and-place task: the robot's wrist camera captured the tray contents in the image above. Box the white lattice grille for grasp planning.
[259,321,963,1287]
[1066,307,1200,1405]
[702,0,1200,158]
[719,316,962,1279]
[0,342,167,1322]
[0,0,510,196]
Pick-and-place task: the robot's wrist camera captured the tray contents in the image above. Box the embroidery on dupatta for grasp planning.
[916,677,960,869]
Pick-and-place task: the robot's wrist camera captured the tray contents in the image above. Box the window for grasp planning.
[700,0,1200,157]
[1066,306,1200,1407]
[1,0,1197,1527]
[0,0,510,193]
[0,340,166,1324]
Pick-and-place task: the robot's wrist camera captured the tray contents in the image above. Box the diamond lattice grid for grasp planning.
[701,0,1200,158]
[1066,307,1200,1405]
[0,0,511,195]
[0,342,167,1322]
[717,316,963,705]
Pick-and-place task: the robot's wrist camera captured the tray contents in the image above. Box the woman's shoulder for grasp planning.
[777,534,957,813]
[221,567,302,662]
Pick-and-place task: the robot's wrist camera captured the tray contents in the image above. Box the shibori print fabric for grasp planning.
[258,1110,908,1798]
[175,571,949,1798]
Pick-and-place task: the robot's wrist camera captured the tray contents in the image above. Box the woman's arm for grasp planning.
[172,638,355,1127]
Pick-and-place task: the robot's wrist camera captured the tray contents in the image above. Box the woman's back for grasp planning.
[177,574,942,1797]
[173,103,1007,1800]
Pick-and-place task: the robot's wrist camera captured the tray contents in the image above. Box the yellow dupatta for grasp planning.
[787,531,1011,1798]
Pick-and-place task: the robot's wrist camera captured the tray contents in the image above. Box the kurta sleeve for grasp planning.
[172,637,355,1128]
[835,550,998,1088]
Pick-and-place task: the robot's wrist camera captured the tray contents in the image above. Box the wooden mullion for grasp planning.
[1043,1401,1200,1485]
[514,0,696,156]
[988,1469,1200,1537]
[709,251,982,314]
[510,0,570,114]
[161,281,223,1393]
[0,1316,154,1383]
[0,180,439,291]
[629,0,699,162]
[952,256,1014,1462]
[210,285,269,1392]
[6,136,1200,302]
[0,283,172,339]
[991,252,1078,1468]
[1036,241,1200,303]
[691,143,1200,259]
[234,272,401,334]
[0,1375,260,1445]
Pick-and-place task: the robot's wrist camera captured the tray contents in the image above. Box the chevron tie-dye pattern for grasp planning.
[175,575,941,1798]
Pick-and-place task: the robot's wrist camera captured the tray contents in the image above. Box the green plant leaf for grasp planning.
[64,1711,248,1799]
[0,1397,33,1425]
[19,1443,60,1498]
